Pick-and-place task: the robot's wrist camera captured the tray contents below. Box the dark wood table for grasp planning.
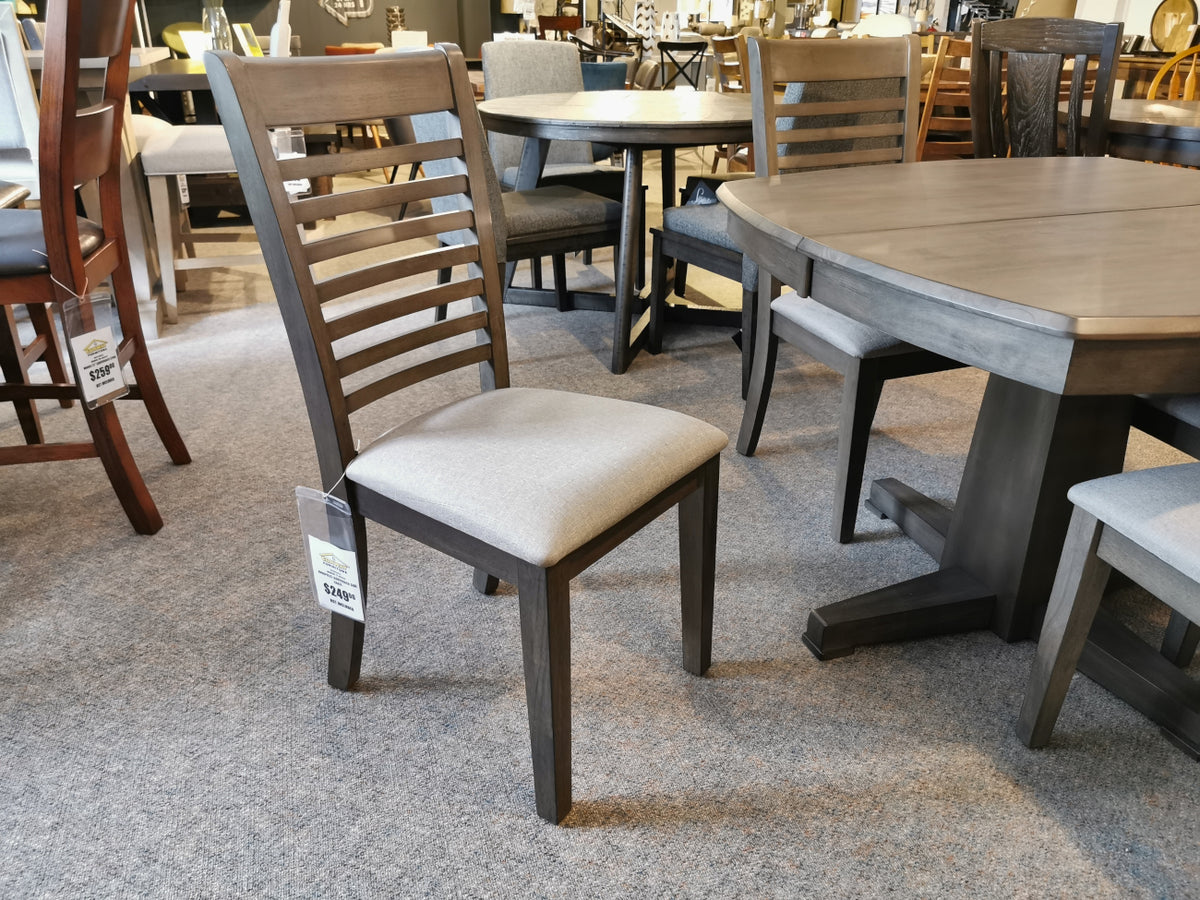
[720,155,1200,753]
[477,90,753,374]
[1103,98,1200,166]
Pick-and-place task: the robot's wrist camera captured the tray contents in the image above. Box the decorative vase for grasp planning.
[386,7,405,32]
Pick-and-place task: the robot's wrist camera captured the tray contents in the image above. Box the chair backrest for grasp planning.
[746,34,921,176]
[1148,44,1200,99]
[632,58,660,90]
[481,40,592,172]
[206,45,510,491]
[37,0,137,300]
[849,13,914,37]
[970,17,1123,159]
[916,35,974,161]
[0,3,38,197]
[537,15,582,40]
[657,39,707,89]
[580,60,628,91]
[712,34,747,93]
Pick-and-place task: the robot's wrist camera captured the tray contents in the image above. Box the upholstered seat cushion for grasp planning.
[1068,463,1200,588]
[345,387,728,568]
[772,291,908,359]
[501,185,621,239]
[0,178,30,209]
[0,209,104,275]
[128,114,174,153]
[140,124,236,176]
[662,202,739,253]
[1138,392,1200,427]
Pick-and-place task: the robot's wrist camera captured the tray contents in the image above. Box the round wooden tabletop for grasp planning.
[477,90,754,147]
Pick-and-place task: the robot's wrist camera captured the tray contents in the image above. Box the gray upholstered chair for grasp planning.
[713,36,961,544]
[140,123,265,326]
[207,42,725,824]
[1017,463,1200,757]
[411,109,622,313]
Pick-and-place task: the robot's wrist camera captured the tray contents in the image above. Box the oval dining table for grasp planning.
[720,154,1200,755]
[478,89,753,374]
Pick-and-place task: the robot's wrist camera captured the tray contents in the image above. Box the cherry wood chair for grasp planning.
[971,17,1123,160]
[0,0,188,534]
[206,43,724,824]
[537,15,582,40]
[1017,464,1200,758]
[916,36,975,161]
[732,35,964,544]
[1147,44,1200,100]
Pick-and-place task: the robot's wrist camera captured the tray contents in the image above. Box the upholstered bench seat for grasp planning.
[346,387,729,568]
[0,209,103,275]
[139,124,237,176]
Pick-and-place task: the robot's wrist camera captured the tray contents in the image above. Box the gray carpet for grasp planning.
[2,261,1198,897]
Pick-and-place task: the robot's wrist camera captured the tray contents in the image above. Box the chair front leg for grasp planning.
[736,276,781,456]
[328,513,369,690]
[833,358,886,544]
[1016,507,1110,749]
[473,568,500,595]
[679,457,719,676]
[517,564,572,823]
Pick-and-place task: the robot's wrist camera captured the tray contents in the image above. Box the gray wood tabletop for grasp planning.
[721,154,1200,750]
[1080,97,1200,165]
[477,90,754,147]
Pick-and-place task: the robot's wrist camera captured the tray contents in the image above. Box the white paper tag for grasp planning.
[176,173,190,205]
[307,535,365,622]
[68,325,127,407]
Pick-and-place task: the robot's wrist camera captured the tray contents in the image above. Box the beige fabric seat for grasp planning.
[140,123,265,326]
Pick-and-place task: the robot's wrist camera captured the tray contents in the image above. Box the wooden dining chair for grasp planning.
[971,17,1123,160]
[206,42,725,824]
[916,35,975,161]
[731,35,964,544]
[537,15,582,40]
[1017,464,1200,758]
[1147,44,1200,100]
[0,0,189,534]
[658,39,707,90]
[709,34,752,174]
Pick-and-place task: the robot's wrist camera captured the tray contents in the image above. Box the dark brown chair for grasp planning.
[0,0,189,534]
[537,15,582,40]
[971,17,1123,159]
[206,43,724,824]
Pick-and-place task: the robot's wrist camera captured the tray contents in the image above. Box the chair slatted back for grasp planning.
[1148,45,1200,100]
[206,46,509,490]
[971,17,1123,159]
[37,0,136,299]
[712,34,745,93]
[747,35,921,176]
[917,36,975,161]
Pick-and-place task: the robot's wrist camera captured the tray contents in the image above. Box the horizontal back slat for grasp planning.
[277,138,464,181]
[775,96,905,118]
[216,53,457,127]
[337,310,489,378]
[73,104,115,185]
[777,122,905,144]
[290,173,468,224]
[325,278,485,342]
[315,243,479,305]
[302,210,475,265]
[778,146,904,170]
[345,345,492,414]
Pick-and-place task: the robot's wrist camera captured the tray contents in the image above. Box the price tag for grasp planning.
[68,325,128,408]
[307,535,365,622]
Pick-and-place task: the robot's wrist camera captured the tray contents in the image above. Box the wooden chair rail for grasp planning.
[337,309,489,378]
[314,242,479,305]
[302,210,474,265]
[291,172,468,224]
[325,277,484,341]
[343,344,492,413]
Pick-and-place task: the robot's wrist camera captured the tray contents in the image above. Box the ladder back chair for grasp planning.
[734,35,964,544]
[0,0,189,534]
[206,43,725,825]
[709,33,753,173]
[916,35,975,161]
[970,17,1123,159]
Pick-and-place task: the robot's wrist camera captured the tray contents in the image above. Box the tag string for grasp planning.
[33,250,88,302]
[321,419,406,502]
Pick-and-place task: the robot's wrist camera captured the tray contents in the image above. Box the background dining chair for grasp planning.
[709,34,752,174]
[1147,44,1200,100]
[916,35,975,161]
[971,17,1123,160]
[0,0,189,534]
[657,38,707,90]
[1016,463,1200,758]
[207,42,724,824]
[0,3,39,198]
[732,35,964,545]
[411,108,623,313]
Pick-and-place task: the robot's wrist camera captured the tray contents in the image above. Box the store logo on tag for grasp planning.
[319,551,349,573]
[83,338,108,355]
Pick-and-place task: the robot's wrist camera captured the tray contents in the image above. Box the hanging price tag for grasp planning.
[68,325,128,408]
[306,535,364,622]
